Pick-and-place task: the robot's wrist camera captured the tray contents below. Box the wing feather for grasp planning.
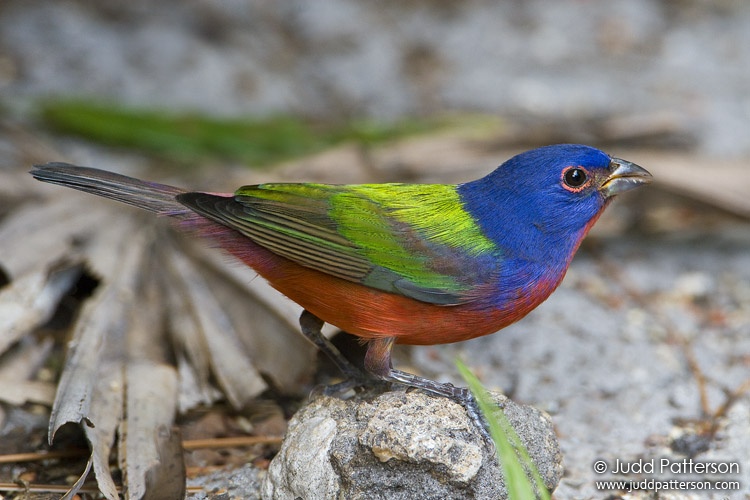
[177,183,499,305]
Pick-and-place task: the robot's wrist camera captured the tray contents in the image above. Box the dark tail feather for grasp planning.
[30,162,186,215]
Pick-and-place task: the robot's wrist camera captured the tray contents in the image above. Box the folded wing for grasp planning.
[177,182,500,306]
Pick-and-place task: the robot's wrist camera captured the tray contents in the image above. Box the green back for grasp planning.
[186,182,500,305]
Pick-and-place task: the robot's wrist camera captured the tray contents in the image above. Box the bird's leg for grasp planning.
[364,337,467,399]
[300,315,491,441]
[299,310,365,382]
[299,310,393,396]
[364,337,492,443]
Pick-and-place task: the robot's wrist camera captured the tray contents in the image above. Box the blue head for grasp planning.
[458,144,651,264]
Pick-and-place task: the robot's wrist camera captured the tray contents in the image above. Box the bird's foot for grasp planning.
[451,386,495,449]
[384,369,495,448]
[300,322,496,447]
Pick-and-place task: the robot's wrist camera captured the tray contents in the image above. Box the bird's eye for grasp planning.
[561,166,590,192]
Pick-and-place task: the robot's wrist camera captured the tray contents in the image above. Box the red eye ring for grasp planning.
[561,166,591,193]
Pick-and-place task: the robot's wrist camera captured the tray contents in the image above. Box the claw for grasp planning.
[457,391,496,450]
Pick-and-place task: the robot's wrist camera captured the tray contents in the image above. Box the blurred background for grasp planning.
[0,1,749,498]
[2,0,750,163]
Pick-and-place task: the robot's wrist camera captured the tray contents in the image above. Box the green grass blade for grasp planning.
[456,359,551,500]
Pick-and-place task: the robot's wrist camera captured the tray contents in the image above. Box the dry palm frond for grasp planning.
[0,176,316,499]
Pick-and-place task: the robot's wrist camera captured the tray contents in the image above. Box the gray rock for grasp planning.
[262,389,562,499]
[187,464,263,500]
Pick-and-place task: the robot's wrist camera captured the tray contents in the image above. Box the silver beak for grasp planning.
[601,157,653,197]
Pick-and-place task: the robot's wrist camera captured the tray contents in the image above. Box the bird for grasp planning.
[30,144,651,415]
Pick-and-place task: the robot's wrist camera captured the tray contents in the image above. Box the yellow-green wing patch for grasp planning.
[180,182,498,305]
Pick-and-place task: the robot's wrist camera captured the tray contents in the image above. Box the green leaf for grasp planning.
[37,100,443,167]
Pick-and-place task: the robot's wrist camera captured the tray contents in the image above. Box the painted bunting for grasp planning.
[31,144,651,411]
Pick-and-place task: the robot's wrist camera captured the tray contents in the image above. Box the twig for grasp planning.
[0,435,284,495]
[0,435,283,464]
[0,448,88,464]
[711,379,750,423]
[0,481,208,495]
[680,338,711,417]
[0,481,105,493]
[182,435,283,449]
